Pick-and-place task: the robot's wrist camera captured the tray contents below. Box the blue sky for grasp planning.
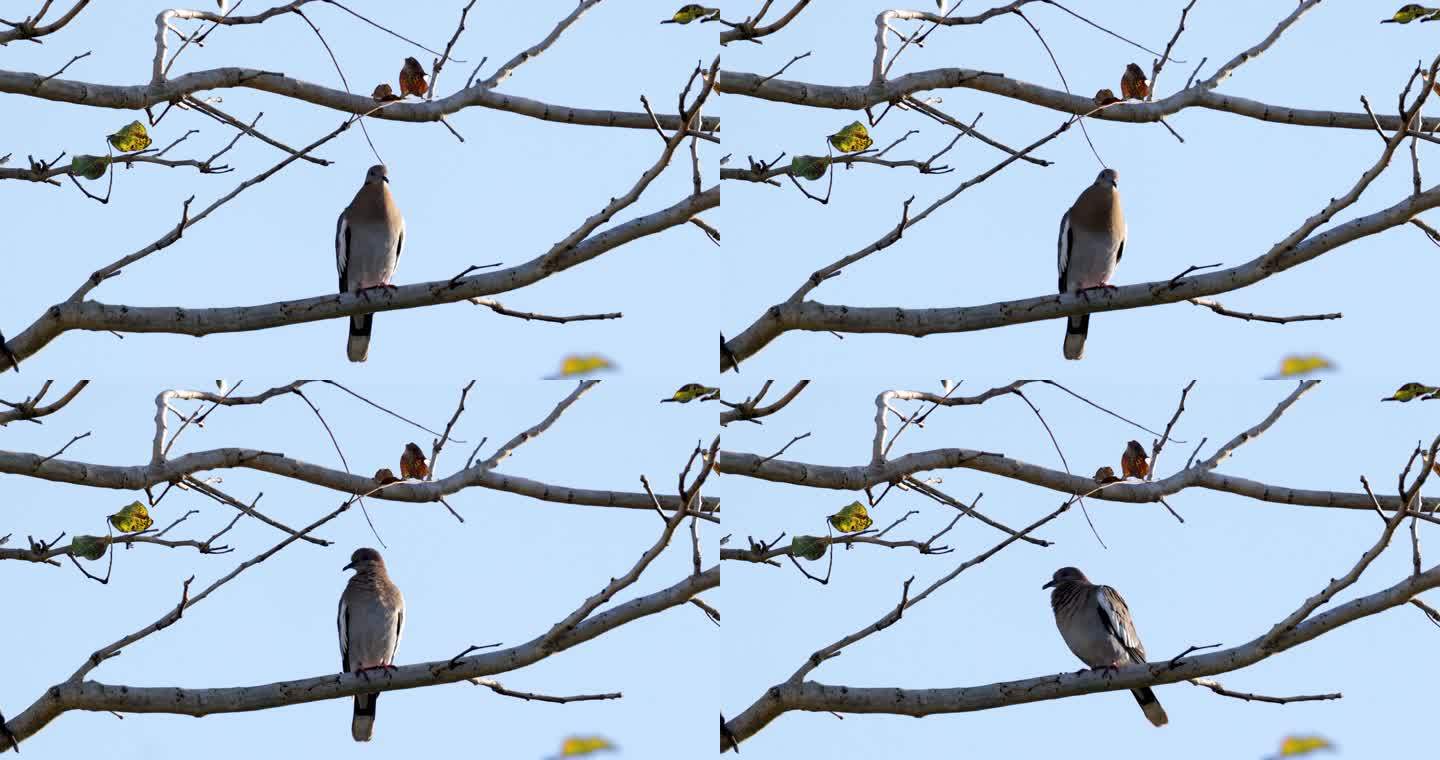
[719,1,1440,381]
[7,1,1440,757]
[718,378,1439,758]
[2,379,718,758]
[1,2,719,757]
[715,1,1440,757]
[1,1,716,379]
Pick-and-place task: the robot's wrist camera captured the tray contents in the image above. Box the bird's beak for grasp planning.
[343,561,355,571]
[1041,579,1056,589]
[381,176,390,183]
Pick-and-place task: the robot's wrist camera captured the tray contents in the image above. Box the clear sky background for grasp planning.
[8,1,1440,758]
[718,378,1440,758]
[715,1,1440,757]
[1,1,716,380]
[3,379,718,758]
[1,2,720,758]
[719,1,1440,381]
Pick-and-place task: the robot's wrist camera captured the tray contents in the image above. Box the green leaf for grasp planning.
[790,155,830,181]
[70,154,110,181]
[1383,382,1439,402]
[108,500,154,533]
[827,501,873,533]
[827,121,874,153]
[1383,4,1440,23]
[790,535,827,561]
[665,4,719,24]
[662,383,720,403]
[107,120,152,153]
[71,534,108,561]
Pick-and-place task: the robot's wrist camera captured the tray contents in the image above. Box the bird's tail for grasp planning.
[351,692,378,741]
[347,314,372,363]
[1063,314,1088,360]
[1131,687,1168,727]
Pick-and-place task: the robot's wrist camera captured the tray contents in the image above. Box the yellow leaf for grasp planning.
[1278,735,1336,756]
[107,120,152,153]
[560,735,618,756]
[1274,354,1335,378]
[108,501,154,533]
[790,535,827,561]
[71,534,108,561]
[828,121,874,153]
[555,354,616,378]
[665,4,719,24]
[790,155,830,181]
[828,501,873,533]
[70,154,110,180]
[1382,4,1440,23]
[1383,382,1439,402]
[662,383,720,403]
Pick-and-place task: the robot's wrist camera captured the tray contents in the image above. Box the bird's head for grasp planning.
[1096,168,1119,188]
[1042,566,1088,589]
[364,164,389,185]
[405,442,423,456]
[344,547,385,571]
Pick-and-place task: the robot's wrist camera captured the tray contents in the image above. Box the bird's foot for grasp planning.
[1078,284,1118,296]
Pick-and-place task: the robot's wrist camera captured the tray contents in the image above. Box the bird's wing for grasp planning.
[1057,210,1072,293]
[338,594,351,672]
[335,211,350,294]
[1095,585,1147,662]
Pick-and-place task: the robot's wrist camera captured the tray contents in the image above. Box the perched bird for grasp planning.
[399,57,428,97]
[1057,168,1126,360]
[399,442,430,480]
[1043,567,1167,727]
[1120,63,1150,100]
[338,548,406,742]
[1121,440,1149,479]
[336,164,405,362]
[1093,466,1120,484]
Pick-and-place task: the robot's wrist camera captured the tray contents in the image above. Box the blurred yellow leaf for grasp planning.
[1383,382,1439,402]
[108,501,153,533]
[828,501,873,533]
[1382,4,1440,23]
[828,121,873,153]
[554,354,616,378]
[1278,735,1336,756]
[662,383,719,403]
[790,155,830,181]
[560,735,618,756]
[70,154,110,180]
[663,4,719,24]
[1274,354,1335,378]
[71,534,107,561]
[107,120,152,153]
[790,535,827,561]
